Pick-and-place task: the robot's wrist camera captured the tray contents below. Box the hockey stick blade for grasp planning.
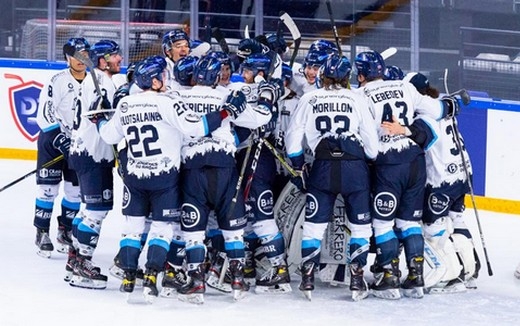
[211,27,229,54]
[449,89,471,106]
[381,47,397,60]
[244,25,250,39]
[279,12,301,40]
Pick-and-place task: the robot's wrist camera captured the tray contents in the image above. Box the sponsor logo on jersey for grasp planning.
[373,191,397,217]
[305,193,319,219]
[122,185,130,209]
[428,192,450,215]
[6,73,43,142]
[180,203,200,228]
[257,190,274,216]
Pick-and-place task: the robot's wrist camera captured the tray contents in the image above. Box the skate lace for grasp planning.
[40,232,52,245]
[81,259,100,274]
[258,267,276,281]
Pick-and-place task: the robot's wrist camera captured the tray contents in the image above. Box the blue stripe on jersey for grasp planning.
[41,124,60,133]
[301,238,321,249]
[224,240,244,251]
[36,198,54,208]
[350,237,369,246]
[375,230,397,244]
[62,197,80,210]
[207,229,222,237]
[399,226,422,238]
[422,119,438,151]
[120,238,142,249]
[148,238,170,251]
[287,149,304,158]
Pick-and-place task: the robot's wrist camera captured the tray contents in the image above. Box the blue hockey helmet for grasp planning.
[174,55,199,86]
[281,62,293,83]
[320,54,352,80]
[141,55,167,70]
[193,55,222,87]
[89,39,120,66]
[134,56,166,90]
[354,51,386,80]
[162,29,190,55]
[239,53,271,76]
[303,49,330,68]
[63,37,90,60]
[308,39,339,55]
[266,33,287,54]
[383,65,404,81]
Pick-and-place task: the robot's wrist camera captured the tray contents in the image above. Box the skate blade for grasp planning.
[232,289,247,301]
[64,270,73,282]
[254,283,292,294]
[427,283,467,294]
[109,265,124,280]
[159,287,177,298]
[178,293,204,305]
[351,290,369,301]
[370,288,401,300]
[301,290,312,301]
[36,249,52,259]
[206,275,232,293]
[55,243,69,254]
[69,275,107,290]
[402,287,424,299]
[142,287,158,304]
[124,291,149,305]
[465,277,478,289]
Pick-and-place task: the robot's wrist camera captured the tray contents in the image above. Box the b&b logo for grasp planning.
[6,73,42,142]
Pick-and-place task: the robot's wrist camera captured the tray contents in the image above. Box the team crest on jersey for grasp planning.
[305,193,319,219]
[447,163,458,174]
[428,193,450,215]
[120,102,128,113]
[122,185,130,209]
[6,74,43,141]
[373,191,397,217]
[181,203,200,228]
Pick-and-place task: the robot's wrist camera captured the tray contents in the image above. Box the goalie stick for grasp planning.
[279,11,301,68]
[381,47,397,60]
[443,69,493,276]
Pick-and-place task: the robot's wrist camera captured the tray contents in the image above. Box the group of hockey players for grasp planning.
[32,25,482,304]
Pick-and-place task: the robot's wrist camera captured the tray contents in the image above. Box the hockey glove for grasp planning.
[441,96,460,119]
[258,78,284,103]
[52,132,71,158]
[290,163,309,192]
[237,38,264,58]
[222,90,247,119]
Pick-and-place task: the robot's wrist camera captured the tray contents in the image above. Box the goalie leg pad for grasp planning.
[451,233,477,280]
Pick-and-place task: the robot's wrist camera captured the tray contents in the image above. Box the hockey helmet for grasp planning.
[383,65,404,81]
[193,55,222,87]
[89,39,121,66]
[134,56,166,90]
[354,51,386,80]
[320,54,352,80]
[174,55,199,86]
[63,37,90,60]
[239,53,271,76]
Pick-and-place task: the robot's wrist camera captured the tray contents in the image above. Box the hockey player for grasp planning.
[173,55,199,88]
[67,39,124,289]
[33,37,90,258]
[162,29,191,89]
[174,55,273,303]
[354,51,461,300]
[381,71,480,293]
[231,53,292,293]
[285,54,379,301]
[92,55,244,302]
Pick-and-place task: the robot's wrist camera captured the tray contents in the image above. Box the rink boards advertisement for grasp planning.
[1,59,520,212]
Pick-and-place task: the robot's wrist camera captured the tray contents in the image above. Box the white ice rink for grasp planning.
[1,159,519,326]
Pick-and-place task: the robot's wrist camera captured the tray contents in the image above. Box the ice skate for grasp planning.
[370,259,401,300]
[160,266,188,298]
[178,266,206,305]
[69,255,108,289]
[205,254,232,293]
[299,261,316,301]
[35,228,53,258]
[109,255,144,287]
[349,264,369,301]
[427,277,467,294]
[401,257,425,299]
[229,260,249,301]
[255,264,292,294]
[120,270,137,293]
[56,226,72,254]
[64,247,76,282]
[142,269,159,303]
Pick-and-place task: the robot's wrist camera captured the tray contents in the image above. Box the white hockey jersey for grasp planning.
[177,85,272,167]
[70,69,125,165]
[357,79,446,164]
[286,87,379,161]
[98,91,218,178]
[419,115,473,187]
[36,69,82,136]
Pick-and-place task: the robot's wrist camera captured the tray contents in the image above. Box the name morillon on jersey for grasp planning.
[370,90,404,103]
[312,102,353,114]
